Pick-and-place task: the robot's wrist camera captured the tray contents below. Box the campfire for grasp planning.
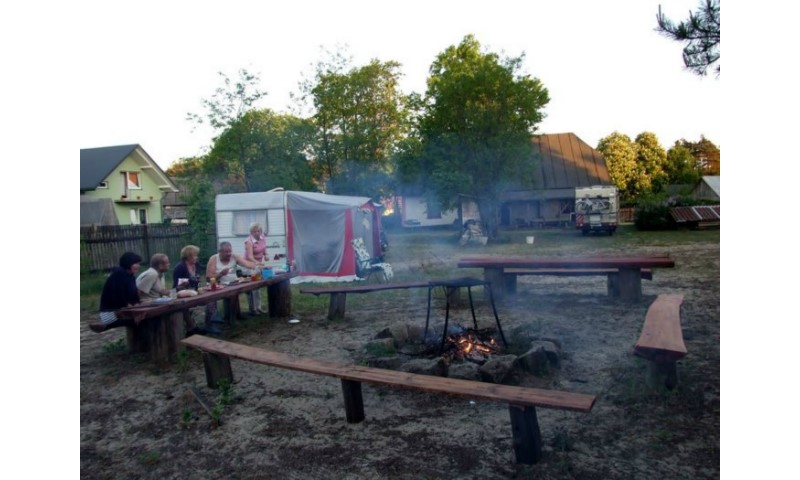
[439,327,502,363]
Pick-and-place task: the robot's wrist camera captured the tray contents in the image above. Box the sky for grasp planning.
[75,0,722,170]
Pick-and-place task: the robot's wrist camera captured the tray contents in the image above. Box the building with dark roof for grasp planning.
[80,144,178,225]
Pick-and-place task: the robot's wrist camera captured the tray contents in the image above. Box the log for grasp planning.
[267,278,292,317]
[328,293,346,321]
[616,268,642,302]
[341,379,365,423]
[203,352,233,389]
[509,404,543,464]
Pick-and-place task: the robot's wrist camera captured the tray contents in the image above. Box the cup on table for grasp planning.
[169,288,177,299]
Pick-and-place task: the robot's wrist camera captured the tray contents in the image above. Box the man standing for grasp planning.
[136,253,171,299]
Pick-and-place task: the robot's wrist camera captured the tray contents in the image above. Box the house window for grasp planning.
[126,172,141,189]
[97,181,108,189]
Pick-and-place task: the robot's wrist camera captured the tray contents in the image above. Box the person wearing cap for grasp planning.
[89,251,142,333]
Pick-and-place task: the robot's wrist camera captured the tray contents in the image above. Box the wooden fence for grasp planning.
[619,207,636,224]
[80,224,206,272]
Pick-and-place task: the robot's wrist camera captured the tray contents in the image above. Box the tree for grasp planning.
[664,142,702,185]
[165,156,204,179]
[301,54,409,197]
[675,136,720,175]
[205,109,316,192]
[598,132,640,199]
[414,35,550,239]
[634,132,668,192]
[186,69,268,191]
[656,0,720,76]
[185,178,216,261]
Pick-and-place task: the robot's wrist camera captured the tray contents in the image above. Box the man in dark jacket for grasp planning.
[89,252,142,332]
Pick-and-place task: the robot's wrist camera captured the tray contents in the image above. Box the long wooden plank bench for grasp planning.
[634,294,687,389]
[504,268,653,297]
[300,281,431,320]
[182,335,596,465]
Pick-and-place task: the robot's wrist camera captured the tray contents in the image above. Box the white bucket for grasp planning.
[526,236,535,245]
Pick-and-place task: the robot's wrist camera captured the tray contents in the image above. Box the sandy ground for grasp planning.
[80,236,719,479]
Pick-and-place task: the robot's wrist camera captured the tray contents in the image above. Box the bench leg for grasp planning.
[509,404,543,464]
[607,273,619,297]
[147,314,182,365]
[268,279,292,318]
[484,268,506,299]
[126,324,150,354]
[503,274,517,295]
[328,293,346,320]
[202,352,233,389]
[646,360,679,390]
[341,379,365,423]
[617,268,642,302]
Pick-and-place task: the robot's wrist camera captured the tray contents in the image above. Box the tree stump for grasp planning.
[267,278,292,317]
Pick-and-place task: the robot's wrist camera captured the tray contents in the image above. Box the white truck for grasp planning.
[574,185,619,235]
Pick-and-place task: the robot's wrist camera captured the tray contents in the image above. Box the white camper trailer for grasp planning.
[215,190,385,283]
[574,185,619,235]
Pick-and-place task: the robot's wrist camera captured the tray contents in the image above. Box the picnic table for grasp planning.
[457,256,675,301]
[115,271,296,364]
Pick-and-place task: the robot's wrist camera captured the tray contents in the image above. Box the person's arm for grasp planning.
[245,241,255,262]
[235,254,257,270]
[206,255,222,280]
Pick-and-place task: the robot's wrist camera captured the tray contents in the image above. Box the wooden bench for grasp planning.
[634,294,687,389]
[504,268,653,297]
[458,255,675,301]
[182,335,596,465]
[300,281,431,320]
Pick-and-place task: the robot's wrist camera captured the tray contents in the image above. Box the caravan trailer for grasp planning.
[215,190,384,283]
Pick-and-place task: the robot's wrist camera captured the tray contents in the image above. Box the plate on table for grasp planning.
[153,297,172,303]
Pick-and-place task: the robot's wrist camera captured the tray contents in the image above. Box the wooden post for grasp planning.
[445,286,461,307]
[617,268,642,302]
[341,379,365,423]
[646,360,679,390]
[126,324,150,353]
[503,274,517,295]
[508,404,543,464]
[328,293,346,320]
[484,268,506,300]
[202,352,233,389]
[267,278,292,317]
[165,311,185,357]
[607,273,620,297]
[146,315,170,365]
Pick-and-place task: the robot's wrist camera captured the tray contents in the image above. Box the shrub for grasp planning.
[634,198,675,231]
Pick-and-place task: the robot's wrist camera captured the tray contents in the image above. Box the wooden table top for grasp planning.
[457,255,675,269]
[117,271,296,322]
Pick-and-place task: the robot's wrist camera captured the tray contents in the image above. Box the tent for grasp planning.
[215,190,384,283]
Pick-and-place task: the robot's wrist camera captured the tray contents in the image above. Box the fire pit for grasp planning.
[439,326,502,363]
[424,277,508,354]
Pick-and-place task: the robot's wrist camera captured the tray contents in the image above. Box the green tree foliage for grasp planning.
[414,35,550,239]
[185,178,216,261]
[187,69,267,131]
[656,0,720,76]
[302,54,409,197]
[598,132,640,199]
[682,135,720,175]
[165,156,204,179]
[634,132,668,192]
[664,142,702,185]
[206,109,316,192]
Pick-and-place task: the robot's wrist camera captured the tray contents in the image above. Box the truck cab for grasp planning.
[574,185,619,235]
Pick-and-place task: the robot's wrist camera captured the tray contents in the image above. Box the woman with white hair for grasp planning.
[244,222,268,315]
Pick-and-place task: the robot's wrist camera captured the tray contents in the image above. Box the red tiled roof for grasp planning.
[670,206,720,223]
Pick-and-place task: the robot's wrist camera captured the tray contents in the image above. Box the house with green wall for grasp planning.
[80,144,178,225]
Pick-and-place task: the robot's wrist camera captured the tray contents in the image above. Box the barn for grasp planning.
[500,132,612,227]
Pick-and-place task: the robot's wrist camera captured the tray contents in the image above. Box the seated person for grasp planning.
[207,242,257,319]
[89,252,142,333]
[172,245,216,335]
[136,253,171,299]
